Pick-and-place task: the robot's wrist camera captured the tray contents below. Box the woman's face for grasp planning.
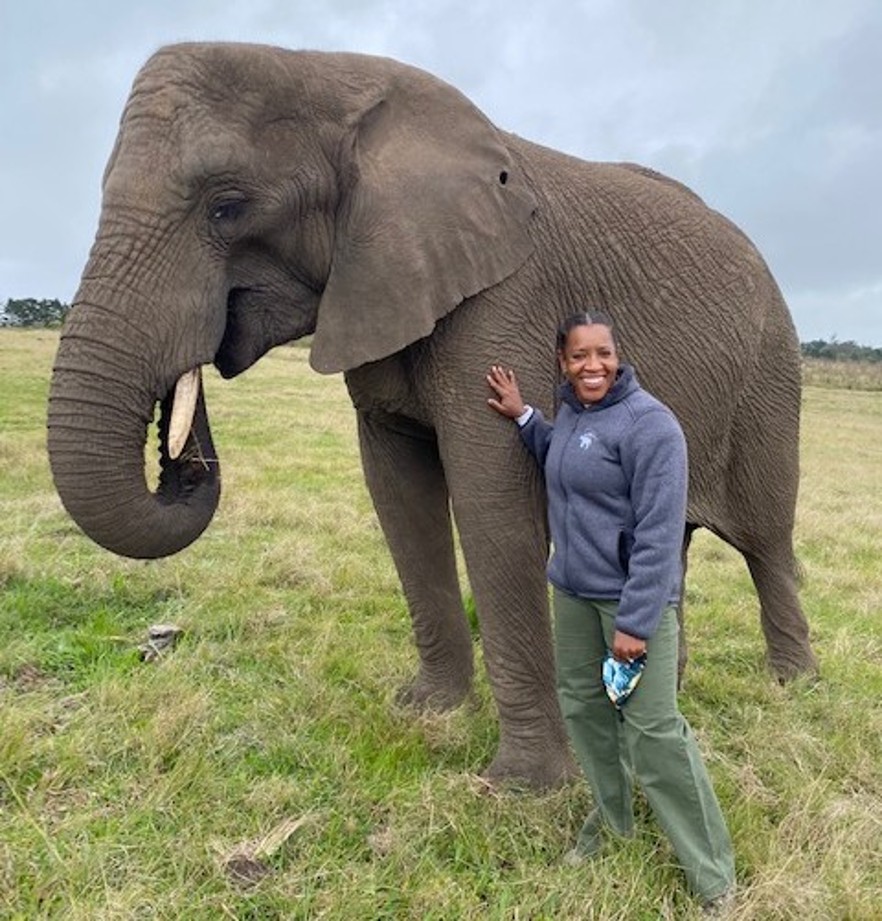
[558,323,620,404]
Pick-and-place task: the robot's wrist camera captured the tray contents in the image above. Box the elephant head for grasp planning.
[48,43,535,558]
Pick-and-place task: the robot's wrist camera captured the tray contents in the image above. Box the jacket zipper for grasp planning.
[556,411,582,590]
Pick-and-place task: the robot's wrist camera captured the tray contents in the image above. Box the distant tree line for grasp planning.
[801,338,882,363]
[1,298,70,328]
[2,297,881,361]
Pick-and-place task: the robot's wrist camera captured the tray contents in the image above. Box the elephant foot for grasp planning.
[482,736,579,792]
[394,669,472,713]
[768,646,820,684]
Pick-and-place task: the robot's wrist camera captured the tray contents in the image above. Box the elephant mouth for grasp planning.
[148,365,220,505]
[154,366,220,508]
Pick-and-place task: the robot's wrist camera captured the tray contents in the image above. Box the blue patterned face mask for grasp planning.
[602,652,647,709]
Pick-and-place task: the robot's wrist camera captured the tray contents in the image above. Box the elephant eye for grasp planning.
[209,198,247,224]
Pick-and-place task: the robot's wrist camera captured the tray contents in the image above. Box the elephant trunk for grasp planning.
[47,302,221,559]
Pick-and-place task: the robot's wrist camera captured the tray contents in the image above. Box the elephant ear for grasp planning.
[309,69,536,374]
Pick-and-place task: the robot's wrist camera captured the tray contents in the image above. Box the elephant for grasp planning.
[48,42,817,790]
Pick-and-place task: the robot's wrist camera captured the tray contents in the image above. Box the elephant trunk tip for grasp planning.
[47,360,223,560]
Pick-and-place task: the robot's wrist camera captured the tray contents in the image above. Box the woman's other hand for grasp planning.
[613,630,647,663]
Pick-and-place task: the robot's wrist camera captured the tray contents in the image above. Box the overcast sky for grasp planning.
[2,0,880,345]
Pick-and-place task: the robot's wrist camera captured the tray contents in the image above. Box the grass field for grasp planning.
[1,330,880,919]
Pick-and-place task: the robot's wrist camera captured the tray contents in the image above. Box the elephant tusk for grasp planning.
[168,367,202,460]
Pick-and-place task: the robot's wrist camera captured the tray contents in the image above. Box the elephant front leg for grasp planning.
[446,450,576,790]
[357,411,474,711]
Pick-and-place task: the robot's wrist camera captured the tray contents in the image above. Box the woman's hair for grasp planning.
[556,310,619,352]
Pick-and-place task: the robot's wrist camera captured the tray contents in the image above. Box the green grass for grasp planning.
[2,329,880,919]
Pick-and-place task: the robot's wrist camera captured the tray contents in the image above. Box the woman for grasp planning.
[486,311,735,910]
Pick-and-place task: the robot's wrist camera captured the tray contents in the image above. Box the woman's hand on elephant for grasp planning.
[612,630,647,663]
[486,365,526,419]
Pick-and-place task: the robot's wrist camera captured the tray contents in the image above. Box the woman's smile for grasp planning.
[559,324,620,404]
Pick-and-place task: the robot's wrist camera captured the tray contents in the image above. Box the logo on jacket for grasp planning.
[579,432,596,450]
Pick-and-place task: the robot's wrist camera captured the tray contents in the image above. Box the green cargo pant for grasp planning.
[553,589,735,901]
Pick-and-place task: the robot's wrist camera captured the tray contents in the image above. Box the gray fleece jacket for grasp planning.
[520,364,687,640]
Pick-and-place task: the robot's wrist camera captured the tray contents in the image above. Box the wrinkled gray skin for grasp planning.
[48,43,817,789]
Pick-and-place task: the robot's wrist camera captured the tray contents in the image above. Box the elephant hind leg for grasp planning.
[357,410,474,711]
[705,515,816,679]
[715,477,818,679]
[717,345,818,680]
[743,546,818,680]
[676,524,698,687]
